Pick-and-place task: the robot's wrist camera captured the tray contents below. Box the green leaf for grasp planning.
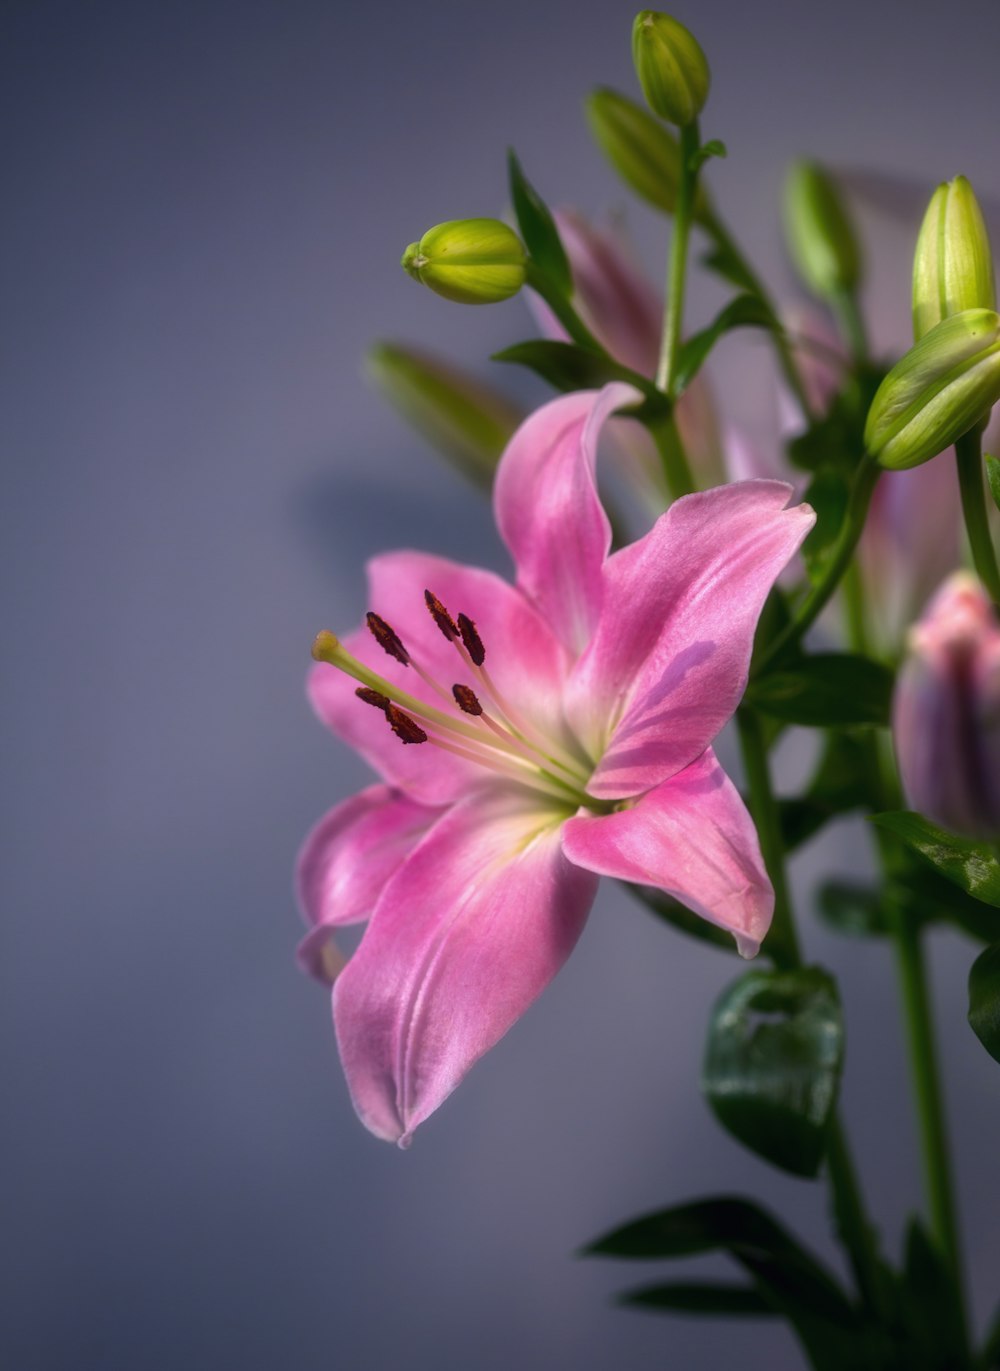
[629,886,740,953]
[747,653,894,727]
[674,294,775,393]
[701,243,760,294]
[702,966,844,1177]
[778,730,875,850]
[817,880,889,937]
[618,1280,776,1317]
[799,470,849,583]
[895,1218,970,1370]
[690,138,727,173]
[969,942,1000,1064]
[507,150,571,297]
[584,1195,826,1264]
[986,454,1000,513]
[870,812,1000,907]
[492,340,627,392]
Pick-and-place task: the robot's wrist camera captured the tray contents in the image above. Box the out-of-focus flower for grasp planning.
[528,210,726,502]
[298,384,814,1144]
[893,572,1000,839]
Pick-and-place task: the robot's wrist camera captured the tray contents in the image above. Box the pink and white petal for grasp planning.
[494,384,639,655]
[333,785,598,1145]
[567,481,814,797]
[562,748,773,958]
[294,785,440,981]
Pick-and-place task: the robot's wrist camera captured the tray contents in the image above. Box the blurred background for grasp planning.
[4,1,1000,1366]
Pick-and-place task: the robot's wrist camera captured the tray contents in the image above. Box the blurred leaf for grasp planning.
[981,1300,1000,1368]
[986,454,1000,513]
[969,942,1000,1064]
[366,342,522,488]
[690,138,728,173]
[701,241,759,294]
[675,294,775,393]
[870,812,1000,907]
[786,365,883,475]
[703,966,843,1177]
[778,730,875,851]
[585,1195,827,1264]
[817,880,889,937]
[628,886,739,952]
[799,470,849,582]
[895,1218,970,1371]
[618,1280,775,1316]
[491,341,662,415]
[748,653,894,727]
[507,150,571,296]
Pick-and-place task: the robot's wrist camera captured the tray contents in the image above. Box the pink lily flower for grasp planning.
[298,384,815,1145]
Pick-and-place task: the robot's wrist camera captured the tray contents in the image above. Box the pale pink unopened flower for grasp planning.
[893,572,1000,839]
[297,384,814,1144]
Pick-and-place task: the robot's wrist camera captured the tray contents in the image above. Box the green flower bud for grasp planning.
[864,309,1000,470]
[631,11,709,127]
[783,161,861,300]
[912,175,996,341]
[366,342,523,486]
[585,87,709,219]
[401,219,526,305]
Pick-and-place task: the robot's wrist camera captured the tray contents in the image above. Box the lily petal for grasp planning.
[295,785,439,982]
[333,786,598,1145]
[567,481,814,797]
[562,748,773,957]
[309,550,572,805]
[494,384,638,655]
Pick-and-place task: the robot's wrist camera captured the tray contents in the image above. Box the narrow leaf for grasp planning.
[702,967,844,1177]
[817,880,889,937]
[896,1218,969,1369]
[969,942,1000,1064]
[675,294,775,393]
[701,244,759,294]
[507,150,571,296]
[584,1195,824,1264]
[748,653,894,727]
[985,454,1000,513]
[870,812,1000,907]
[690,138,727,173]
[619,1280,776,1316]
[799,471,849,582]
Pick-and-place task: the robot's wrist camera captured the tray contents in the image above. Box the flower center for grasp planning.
[312,589,598,808]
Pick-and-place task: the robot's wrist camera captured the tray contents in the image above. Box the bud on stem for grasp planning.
[913,175,996,341]
[401,219,526,305]
[631,10,710,127]
[783,161,861,302]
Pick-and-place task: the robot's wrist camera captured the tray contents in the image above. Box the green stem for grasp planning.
[648,411,696,499]
[657,121,700,396]
[735,706,884,1314]
[832,288,869,367]
[703,210,815,423]
[525,263,605,352]
[956,427,1000,604]
[754,453,881,675]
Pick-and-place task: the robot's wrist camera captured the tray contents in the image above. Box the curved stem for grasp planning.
[754,453,881,675]
[657,121,700,395]
[735,706,885,1314]
[956,427,1000,604]
[648,411,696,499]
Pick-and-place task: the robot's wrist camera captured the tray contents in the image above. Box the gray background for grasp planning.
[4,1,999,1367]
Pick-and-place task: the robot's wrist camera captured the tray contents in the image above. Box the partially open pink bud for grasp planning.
[893,573,1000,839]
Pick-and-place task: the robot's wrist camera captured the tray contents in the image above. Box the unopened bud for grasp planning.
[401,219,526,305]
[585,88,709,219]
[912,175,996,341]
[893,573,1000,840]
[783,162,861,301]
[366,343,523,485]
[864,309,1000,470]
[631,11,709,127]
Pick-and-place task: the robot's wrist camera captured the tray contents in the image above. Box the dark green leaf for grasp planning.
[778,730,875,850]
[492,340,628,393]
[799,471,849,582]
[969,942,1000,1064]
[896,862,998,943]
[628,886,739,952]
[817,880,889,937]
[507,150,571,297]
[736,1252,877,1371]
[785,365,884,475]
[618,1280,775,1317]
[980,1299,1000,1368]
[870,812,1000,907]
[675,294,775,394]
[895,1218,970,1370]
[701,243,760,294]
[584,1195,823,1263]
[985,454,1000,514]
[690,138,727,173]
[702,967,844,1177]
[748,653,894,727]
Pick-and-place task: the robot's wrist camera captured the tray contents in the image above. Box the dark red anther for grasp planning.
[424,589,459,640]
[355,686,391,713]
[366,612,410,665]
[386,703,428,745]
[457,612,485,666]
[452,683,483,716]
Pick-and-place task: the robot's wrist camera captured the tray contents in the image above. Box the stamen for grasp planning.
[356,686,391,712]
[457,612,485,666]
[366,612,410,665]
[452,683,483,716]
[385,704,428,745]
[424,589,459,640]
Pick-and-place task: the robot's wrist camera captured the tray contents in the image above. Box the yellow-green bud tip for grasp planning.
[631,10,710,127]
[399,218,526,305]
[312,630,341,663]
[912,175,996,342]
